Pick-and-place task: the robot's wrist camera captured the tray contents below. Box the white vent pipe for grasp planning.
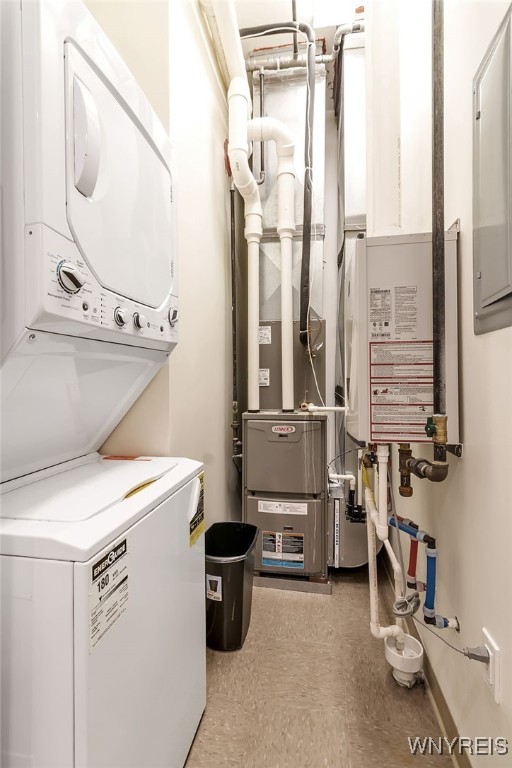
[228,77,261,411]
[247,117,295,411]
[201,0,249,90]
[228,82,296,412]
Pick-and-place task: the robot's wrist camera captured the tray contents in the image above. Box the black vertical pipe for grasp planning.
[432,0,446,416]
[256,71,265,185]
[292,0,298,59]
[230,188,238,407]
[298,24,315,348]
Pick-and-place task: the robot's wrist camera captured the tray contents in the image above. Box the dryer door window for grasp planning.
[64,43,173,309]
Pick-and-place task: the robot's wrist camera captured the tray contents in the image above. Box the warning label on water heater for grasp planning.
[90,538,129,651]
[262,531,304,569]
[369,341,433,443]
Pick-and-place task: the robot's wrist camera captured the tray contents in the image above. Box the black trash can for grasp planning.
[205,522,258,651]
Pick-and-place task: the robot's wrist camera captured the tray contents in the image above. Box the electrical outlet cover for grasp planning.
[482,627,501,704]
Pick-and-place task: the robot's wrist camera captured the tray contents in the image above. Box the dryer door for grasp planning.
[64,43,173,309]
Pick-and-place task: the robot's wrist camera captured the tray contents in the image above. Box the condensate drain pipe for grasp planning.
[329,472,355,490]
[363,444,404,644]
[366,485,404,644]
[301,402,346,413]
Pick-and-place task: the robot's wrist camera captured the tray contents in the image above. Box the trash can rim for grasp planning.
[205,553,248,564]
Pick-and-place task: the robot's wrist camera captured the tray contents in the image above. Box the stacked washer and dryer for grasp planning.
[0,2,206,767]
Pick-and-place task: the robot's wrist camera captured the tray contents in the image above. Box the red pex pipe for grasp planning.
[407,538,419,585]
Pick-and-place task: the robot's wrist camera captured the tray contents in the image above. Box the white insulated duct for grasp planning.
[228,80,296,412]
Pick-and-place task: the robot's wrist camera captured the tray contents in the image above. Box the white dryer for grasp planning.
[1,0,179,482]
[0,1,206,766]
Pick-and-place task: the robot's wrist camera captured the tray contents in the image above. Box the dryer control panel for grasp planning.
[25,224,178,351]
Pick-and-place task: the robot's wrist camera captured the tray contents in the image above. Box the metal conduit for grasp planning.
[432,1,446,421]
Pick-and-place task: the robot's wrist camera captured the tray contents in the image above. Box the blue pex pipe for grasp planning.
[424,548,437,618]
[388,516,420,539]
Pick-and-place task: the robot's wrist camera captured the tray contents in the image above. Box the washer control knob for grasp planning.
[133,312,147,330]
[57,261,85,294]
[168,307,179,327]
[114,307,129,327]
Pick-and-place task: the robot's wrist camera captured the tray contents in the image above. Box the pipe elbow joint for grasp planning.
[426,462,449,483]
[406,456,449,483]
[247,117,294,156]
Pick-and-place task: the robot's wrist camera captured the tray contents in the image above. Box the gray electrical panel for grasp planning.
[473,5,512,334]
[243,412,327,578]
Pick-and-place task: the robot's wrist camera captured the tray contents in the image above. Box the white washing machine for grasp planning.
[0,1,206,766]
[0,454,206,768]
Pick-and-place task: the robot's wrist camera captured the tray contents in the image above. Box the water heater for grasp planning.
[345,230,459,445]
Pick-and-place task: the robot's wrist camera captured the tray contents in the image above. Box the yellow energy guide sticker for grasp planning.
[190,472,205,546]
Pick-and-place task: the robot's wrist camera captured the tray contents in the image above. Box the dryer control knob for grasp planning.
[133,312,147,330]
[168,307,179,327]
[114,307,129,327]
[57,261,85,294]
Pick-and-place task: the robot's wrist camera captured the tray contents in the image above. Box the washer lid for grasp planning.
[0,455,203,562]
[64,42,174,309]
[0,456,177,523]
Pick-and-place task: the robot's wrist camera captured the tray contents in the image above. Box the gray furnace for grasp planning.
[242,412,328,579]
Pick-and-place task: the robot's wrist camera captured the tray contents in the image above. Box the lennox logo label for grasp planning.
[92,540,127,582]
[271,425,296,434]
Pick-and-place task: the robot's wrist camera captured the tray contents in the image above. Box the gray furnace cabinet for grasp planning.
[242,412,327,578]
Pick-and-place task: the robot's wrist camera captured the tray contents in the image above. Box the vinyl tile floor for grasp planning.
[185,567,454,768]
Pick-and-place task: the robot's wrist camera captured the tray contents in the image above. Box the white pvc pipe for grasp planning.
[367,505,404,643]
[202,0,249,91]
[383,539,404,631]
[357,450,363,507]
[301,403,347,413]
[248,117,294,156]
[280,235,294,410]
[248,116,295,412]
[377,444,389,535]
[329,472,356,491]
[333,20,366,48]
[228,81,261,216]
[365,486,388,541]
[247,239,260,411]
[228,78,262,411]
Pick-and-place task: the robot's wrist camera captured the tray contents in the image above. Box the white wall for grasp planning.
[167,0,234,523]
[369,0,512,761]
[90,0,234,524]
